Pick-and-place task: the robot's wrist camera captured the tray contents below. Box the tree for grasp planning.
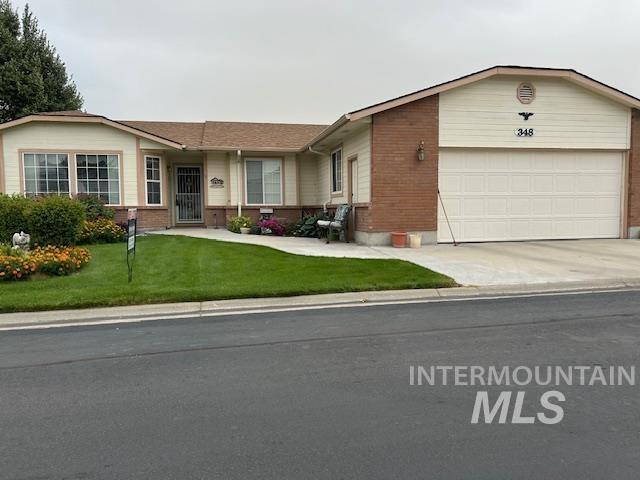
[0,1,83,123]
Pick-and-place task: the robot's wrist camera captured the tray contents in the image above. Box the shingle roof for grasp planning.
[119,121,205,148]
[118,120,327,151]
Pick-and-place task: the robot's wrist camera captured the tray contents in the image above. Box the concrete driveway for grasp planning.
[153,229,640,286]
[382,239,640,286]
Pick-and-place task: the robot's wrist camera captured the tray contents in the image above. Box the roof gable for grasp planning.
[347,66,640,120]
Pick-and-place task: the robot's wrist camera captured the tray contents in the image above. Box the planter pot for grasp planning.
[409,233,421,248]
[391,232,407,248]
[240,227,251,234]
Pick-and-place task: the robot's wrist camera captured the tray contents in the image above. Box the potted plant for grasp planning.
[227,215,253,234]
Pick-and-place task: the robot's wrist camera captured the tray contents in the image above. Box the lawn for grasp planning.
[0,235,456,313]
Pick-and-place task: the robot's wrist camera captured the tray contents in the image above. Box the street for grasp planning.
[1,290,639,479]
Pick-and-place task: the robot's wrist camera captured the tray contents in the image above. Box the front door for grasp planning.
[175,165,203,223]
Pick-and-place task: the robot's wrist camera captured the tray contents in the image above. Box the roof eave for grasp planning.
[191,146,302,153]
[0,114,186,150]
[303,114,351,151]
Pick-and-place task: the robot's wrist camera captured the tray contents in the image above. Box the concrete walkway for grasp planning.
[153,228,640,286]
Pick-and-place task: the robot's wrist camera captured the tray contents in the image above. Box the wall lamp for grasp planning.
[416,140,425,161]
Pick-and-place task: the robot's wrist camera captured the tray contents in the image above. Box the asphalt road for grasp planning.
[1,290,639,479]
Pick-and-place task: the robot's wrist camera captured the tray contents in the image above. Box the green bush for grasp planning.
[0,194,31,243]
[75,194,114,220]
[27,196,86,246]
[227,215,253,233]
[289,213,329,238]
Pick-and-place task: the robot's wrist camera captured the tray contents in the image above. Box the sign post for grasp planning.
[126,208,137,283]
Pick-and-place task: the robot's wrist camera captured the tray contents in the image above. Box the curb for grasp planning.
[1,278,640,330]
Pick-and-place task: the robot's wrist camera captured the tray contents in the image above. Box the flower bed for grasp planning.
[0,254,37,280]
[31,246,92,276]
[0,246,91,281]
[78,218,126,244]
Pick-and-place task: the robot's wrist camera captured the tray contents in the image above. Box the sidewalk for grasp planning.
[2,278,639,330]
[152,229,640,286]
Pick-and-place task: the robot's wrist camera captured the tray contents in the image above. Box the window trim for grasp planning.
[21,151,71,197]
[74,152,122,206]
[243,157,284,206]
[330,147,343,194]
[144,155,163,206]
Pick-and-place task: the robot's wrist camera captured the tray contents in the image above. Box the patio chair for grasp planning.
[317,204,352,244]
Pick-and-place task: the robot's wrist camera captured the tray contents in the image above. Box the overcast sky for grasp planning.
[12,0,640,124]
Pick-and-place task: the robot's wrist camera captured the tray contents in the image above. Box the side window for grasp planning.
[331,149,342,193]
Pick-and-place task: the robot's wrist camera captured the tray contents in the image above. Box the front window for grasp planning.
[23,153,69,196]
[145,156,162,205]
[76,154,120,205]
[245,158,281,205]
[331,148,342,193]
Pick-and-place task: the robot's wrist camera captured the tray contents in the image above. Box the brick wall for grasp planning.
[204,208,226,228]
[629,109,640,229]
[113,208,169,230]
[367,94,439,232]
[223,207,304,226]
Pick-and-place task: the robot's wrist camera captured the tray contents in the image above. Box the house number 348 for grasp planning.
[515,128,535,137]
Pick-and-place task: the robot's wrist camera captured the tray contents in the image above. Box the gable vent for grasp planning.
[517,82,535,104]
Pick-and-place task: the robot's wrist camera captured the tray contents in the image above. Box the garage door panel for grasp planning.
[438,150,622,242]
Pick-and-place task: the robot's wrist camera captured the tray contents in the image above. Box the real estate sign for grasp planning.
[127,208,137,282]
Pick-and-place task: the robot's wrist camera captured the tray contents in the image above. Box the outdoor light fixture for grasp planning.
[416,140,425,161]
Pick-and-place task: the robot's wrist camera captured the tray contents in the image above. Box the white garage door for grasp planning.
[437,150,623,243]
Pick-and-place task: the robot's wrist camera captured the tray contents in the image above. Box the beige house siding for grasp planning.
[317,152,331,205]
[439,76,631,149]
[205,151,229,206]
[298,153,320,205]
[140,138,174,150]
[2,122,138,204]
[319,125,372,205]
[283,154,297,205]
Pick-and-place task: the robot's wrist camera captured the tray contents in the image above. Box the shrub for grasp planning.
[78,218,126,244]
[289,214,328,238]
[27,196,86,246]
[30,246,91,276]
[0,194,31,244]
[0,253,37,281]
[257,218,286,236]
[75,194,114,220]
[227,215,253,233]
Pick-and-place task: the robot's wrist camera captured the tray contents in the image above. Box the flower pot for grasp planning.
[240,227,251,234]
[391,232,407,248]
[409,233,421,248]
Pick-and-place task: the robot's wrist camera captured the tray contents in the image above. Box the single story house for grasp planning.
[1,65,640,244]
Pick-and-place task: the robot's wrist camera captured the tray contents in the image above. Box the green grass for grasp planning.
[0,235,456,313]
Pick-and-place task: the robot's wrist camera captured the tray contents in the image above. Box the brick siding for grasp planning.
[368,95,439,232]
[113,208,169,230]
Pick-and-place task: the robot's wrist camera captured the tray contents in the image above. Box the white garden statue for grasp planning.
[12,231,31,252]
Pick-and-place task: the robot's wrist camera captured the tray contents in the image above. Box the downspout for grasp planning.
[307,146,326,156]
[236,149,242,217]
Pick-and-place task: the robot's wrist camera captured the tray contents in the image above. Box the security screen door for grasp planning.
[175,166,203,223]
